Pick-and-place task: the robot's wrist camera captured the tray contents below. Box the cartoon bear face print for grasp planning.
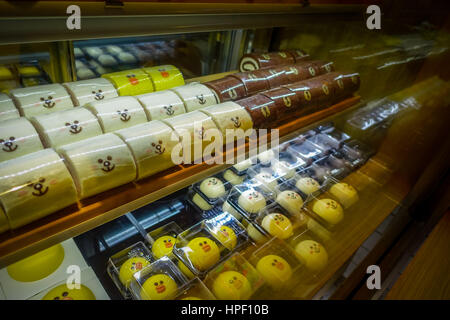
[151,140,165,155]
[98,155,115,172]
[92,89,104,101]
[309,242,321,254]
[230,116,241,128]
[197,94,206,105]
[325,200,338,210]
[0,136,18,152]
[65,120,82,134]
[51,291,73,300]
[163,105,175,116]
[247,191,260,200]
[27,177,48,197]
[286,191,299,200]
[126,74,139,85]
[40,96,55,108]
[305,178,319,187]
[272,214,286,224]
[117,109,131,122]
[206,177,218,186]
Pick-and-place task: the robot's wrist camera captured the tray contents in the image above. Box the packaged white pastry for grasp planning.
[200,101,253,138]
[31,108,103,148]
[63,77,118,106]
[0,93,20,121]
[58,133,137,199]
[0,149,78,229]
[162,111,219,163]
[10,84,74,118]
[137,90,186,121]
[171,82,218,112]
[115,120,179,180]
[85,96,148,133]
[0,117,44,162]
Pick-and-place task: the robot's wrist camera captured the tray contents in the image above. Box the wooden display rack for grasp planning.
[0,96,361,267]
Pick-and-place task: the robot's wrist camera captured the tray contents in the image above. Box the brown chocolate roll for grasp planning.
[204,76,247,102]
[286,49,310,62]
[236,94,278,128]
[316,61,335,74]
[239,51,295,72]
[260,87,300,117]
[332,72,361,98]
[229,70,270,95]
[265,67,291,89]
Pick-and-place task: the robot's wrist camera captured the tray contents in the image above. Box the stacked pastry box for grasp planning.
[0,50,360,236]
[0,239,109,300]
[104,122,373,300]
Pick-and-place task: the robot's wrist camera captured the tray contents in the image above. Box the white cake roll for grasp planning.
[58,133,137,199]
[10,84,75,118]
[200,101,253,137]
[162,111,219,163]
[31,108,103,148]
[170,83,218,112]
[137,90,186,121]
[63,78,118,106]
[0,117,44,162]
[115,120,179,180]
[0,93,20,121]
[0,149,78,229]
[85,96,148,133]
[0,205,9,234]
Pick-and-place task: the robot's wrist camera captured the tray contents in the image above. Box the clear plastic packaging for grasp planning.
[303,191,348,231]
[204,211,249,251]
[229,157,255,176]
[0,93,20,122]
[85,96,148,133]
[341,139,374,168]
[191,175,231,205]
[247,165,286,192]
[203,253,265,300]
[0,117,44,162]
[114,120,179,180]
[172,219,232,277]
[287,139,327,165]
[221,168,248,186]
[129,256,188,300]
[147,221,183,260]
[269,151,307,179]
[137,90,186,121]
[31,108,103,148]
[102,69,154,96]
[57,133,137,199]
[170,82,218,112]
[107,241,153,299]
[322,177,360,209]
[10,83,75,118]
[0,205,8,233]
[248,238,302,293]
[63,77,118,106]
[0,149,78,229]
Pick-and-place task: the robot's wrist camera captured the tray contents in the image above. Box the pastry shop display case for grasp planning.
[0,1,449,300]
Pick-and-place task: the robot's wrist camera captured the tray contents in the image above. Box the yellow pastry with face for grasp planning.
[211,225,237,250]
[140,274,178,300]
[329,182,358,208]
[295,177,320,195]
[261,213,293,239]
[276,190,304,215]
[152,235,176,259]
[312,198,344,225]
[238,189,266,214]
[256,254,292,290]
[119,257,150,288]
[42,284,96,300]
[186,237,220,271]
[212,271,252,300]
[295,240,328,272]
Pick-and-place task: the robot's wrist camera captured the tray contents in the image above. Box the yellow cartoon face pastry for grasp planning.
[295,240,328,272]
[238,189,267,214]
[328,182,358,208]
[276,190,304,215]
[152,235,176,259]
[119,257,150,288]
[295,177,320,195]
[7,243,65,283]
[312,198,344,225]
[140,274,178,300]
[212,271,252,300]
[256,254,292,290]
[186,237,220,271]
[261,213,293,239]
[199,177,226,199]
[211,225,237,250]
[42,284,96,300]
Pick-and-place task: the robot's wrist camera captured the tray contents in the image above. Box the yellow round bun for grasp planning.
[119,257,150,288]
[295,177,320,195]
[329,182,358,208]
[199,177,226,199]
[276,190,303,215]
[212,271,252,300]
[152,235,176,259]
[140,273,178,300]
[312,198,344,225]
[192,193,213,211]
[238,189,266,213]
[186,237,220,271]
[42,284,96,300]
[295,240,328,272]
[256,254,292,290]
[261,213,293,239]
[211,225,238,250]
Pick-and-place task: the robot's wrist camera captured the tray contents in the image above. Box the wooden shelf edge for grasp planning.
[0,95,360,267]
